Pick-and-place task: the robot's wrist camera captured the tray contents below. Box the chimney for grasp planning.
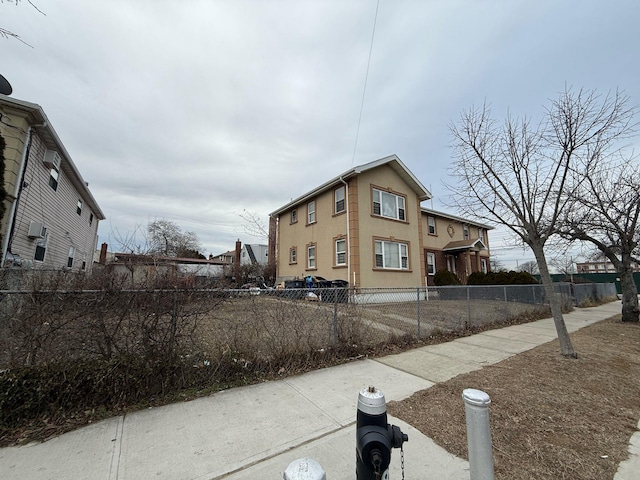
[235,239,241,282]
[99,243,108,264]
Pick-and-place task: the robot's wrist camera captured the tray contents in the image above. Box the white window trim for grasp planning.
[290,247,297,264]
[307,201,316,224]
[428,216,436,235]
[335,238,346,266]
[427,252,436,275]
[373,188,406,221]
[374,240,409,270]
[307,244,316,269]
[335,186,345,214]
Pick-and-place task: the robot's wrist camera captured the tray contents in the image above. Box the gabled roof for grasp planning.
[421,207,494,230]
[442,238,487,252]
[270,154,431,216]
[0,94,106,220]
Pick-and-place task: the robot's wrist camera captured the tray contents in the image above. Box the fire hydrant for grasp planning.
[356,386,408,480]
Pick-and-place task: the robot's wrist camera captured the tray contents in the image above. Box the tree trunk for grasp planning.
[532,245,577,358]
[619,254,639,323]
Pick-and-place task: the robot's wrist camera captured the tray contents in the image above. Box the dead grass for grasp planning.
[387,316,640,480]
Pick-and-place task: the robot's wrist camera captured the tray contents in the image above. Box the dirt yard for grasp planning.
[387,315,640,480]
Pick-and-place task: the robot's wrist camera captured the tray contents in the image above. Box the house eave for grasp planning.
[270,154,432,217]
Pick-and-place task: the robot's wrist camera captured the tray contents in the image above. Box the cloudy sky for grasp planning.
[2,0,639,268]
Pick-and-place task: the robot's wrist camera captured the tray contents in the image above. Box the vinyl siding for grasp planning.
[9,133,99,271]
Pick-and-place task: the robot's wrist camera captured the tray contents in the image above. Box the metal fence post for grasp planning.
[462,389,495,480]
[466,286,471,329]
[332,288,338,346]
[417,287,421,338]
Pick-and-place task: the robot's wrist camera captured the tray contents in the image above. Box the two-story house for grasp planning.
[268,155,492,288]
[0,95,105,272]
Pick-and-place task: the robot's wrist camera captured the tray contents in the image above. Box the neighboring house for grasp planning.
[576,261,640,274]
[421,208,491,283]
[0,95,105,272]
[240,244,268,266]
[268,155,492,288]
[105,253,226,286]
[211,250,235,264]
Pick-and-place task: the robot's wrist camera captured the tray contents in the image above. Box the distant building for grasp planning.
[240,244,268,266]
[211,250,235,264]
[576,260,640,274]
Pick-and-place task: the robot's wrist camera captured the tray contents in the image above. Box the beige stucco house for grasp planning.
[0,94,105,271]
[268,155,492,288]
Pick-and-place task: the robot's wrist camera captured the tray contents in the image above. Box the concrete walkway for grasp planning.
[0,302,636,480]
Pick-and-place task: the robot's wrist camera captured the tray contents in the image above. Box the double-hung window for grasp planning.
[34,234,48,262]
[307,244,316,269]
[426,252,436,275]
[428,216,436,235]
[478,228,485,243]
[77,200,83,215]
[335,186,345,214]
[67,247,75,268]
[49,168,59,191]
[372,189,405,221]
[335,239,346,265]
[307,201,316,224]
[374,240,409,270]
[290,247,297,264]
[291,209,298,224]
[463,225,470,240]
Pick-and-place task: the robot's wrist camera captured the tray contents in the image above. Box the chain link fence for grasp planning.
[0,282,617,369]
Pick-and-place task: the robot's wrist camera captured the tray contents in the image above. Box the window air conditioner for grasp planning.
[43,150,61,170]
[27,221,47,239]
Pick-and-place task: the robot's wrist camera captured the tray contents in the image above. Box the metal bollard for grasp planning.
[462,389,494,480]
[283,458,326,480]
[356,386,408,480]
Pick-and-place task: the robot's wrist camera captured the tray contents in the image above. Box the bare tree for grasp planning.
[1,0,45,47]
[517,260,539,275]
[147,219,201,258]
[559,157,640,322]
[447,88,632,357]
[238,209,268,240]
[490,257,506,272]
[549,254,576,279]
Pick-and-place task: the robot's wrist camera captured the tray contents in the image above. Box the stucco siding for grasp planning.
[355,166,424,287]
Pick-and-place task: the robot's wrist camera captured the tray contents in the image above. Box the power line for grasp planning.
[351,0,380,166]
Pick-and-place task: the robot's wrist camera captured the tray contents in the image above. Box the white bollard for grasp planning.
[283,458,326,480]
[462,389,495,480]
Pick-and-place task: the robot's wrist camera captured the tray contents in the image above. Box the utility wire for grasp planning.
[351,0,380,166]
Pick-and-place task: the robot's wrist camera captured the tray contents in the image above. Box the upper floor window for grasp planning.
[463,225,470,240]
[478,228,485,243]
[335,238,346,266]
[373,188,405,221]
[77,200,83,215]
[291,209,298,224]
[89,213,94,226]
[374,240,409,270]
[428,216,436,235]
[48,168,59,191]
[307,200,316,224]
[426,252,436,275]
[335,186,345,214]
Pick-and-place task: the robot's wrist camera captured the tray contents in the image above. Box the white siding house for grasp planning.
[0,95,105,271]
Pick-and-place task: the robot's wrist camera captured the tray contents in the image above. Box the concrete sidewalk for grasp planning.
[0,302,635,480]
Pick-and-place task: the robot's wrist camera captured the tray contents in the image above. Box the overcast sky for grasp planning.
[2,0,639,268]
